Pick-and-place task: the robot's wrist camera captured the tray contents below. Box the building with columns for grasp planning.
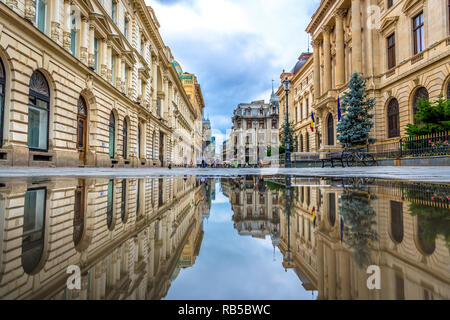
[278,0,450,154]
[0,0,204,167]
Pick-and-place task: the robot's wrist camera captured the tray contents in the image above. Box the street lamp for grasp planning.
[283,77,291,168]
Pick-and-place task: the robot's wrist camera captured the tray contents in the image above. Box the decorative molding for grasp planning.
[24,0,36,21]
[51,21,61,42]
[378,16,399,36]
[63,31,71,51]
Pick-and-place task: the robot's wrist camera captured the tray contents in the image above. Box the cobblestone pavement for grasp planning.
[0,166,449,183]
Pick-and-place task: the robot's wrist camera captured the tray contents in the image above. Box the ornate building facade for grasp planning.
[278,0,450,154]
[0,176,209,299]
[0,0,204,167]
[229,92,279,166]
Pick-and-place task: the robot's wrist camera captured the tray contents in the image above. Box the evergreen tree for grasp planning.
[336,73,375,148]
[339,191,378,269]
[281,120,295,152]
[406,95,450,137]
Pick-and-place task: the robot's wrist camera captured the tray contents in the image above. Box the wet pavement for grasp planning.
[0,173,448,300]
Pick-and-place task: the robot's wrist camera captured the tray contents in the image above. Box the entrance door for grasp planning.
[77,97,87,165]
[159,132,164,166]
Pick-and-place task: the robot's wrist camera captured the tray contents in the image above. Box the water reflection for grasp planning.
[0,175,448,300]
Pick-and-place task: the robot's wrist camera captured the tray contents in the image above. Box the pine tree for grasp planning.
[281,120,295,152]
[406,95,450,137]
[336,73,375,148]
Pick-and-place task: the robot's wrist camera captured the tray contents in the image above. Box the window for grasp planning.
[387,33,396,69]
[387,98,400,138]
[77,97,87,149]
[417,215,435,255]
[413,12,424,55]
[22,188,46,274]
[390,201,403,243]
[124,18,128,39]
[295,106,298,122]
[94,37,99,72]
[306,187,310,206]
[136,179,142,216]
[327,114,334,145]
[28,71,50,151]
[387,0,393,9]
[35,0,47,33]
[111,1,117,23]
[300,134,303,152]
[111,53,115,85]
[70,18,77,57]
[0,59,5,147]
[247,120,252,129]
[123,119,128,159]
[247,193,252,205]
[328,193,336,227]
[109,112,116,158]
[120,180,127,222]
[259,120,264,129]
[412,87,429,124]
[272,119,277,129]
[237,121,241,129]
[106,179,114,230]
[306,132,310,152]
[73,182,85,247]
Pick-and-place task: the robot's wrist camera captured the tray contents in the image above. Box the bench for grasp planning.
[321,151,345,168]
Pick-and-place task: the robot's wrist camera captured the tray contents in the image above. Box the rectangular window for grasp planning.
[387,0,393,9]
[94,37,99,71]
[111,1,116,23]
[387,33,396,69]
[70,28,77,57]
[124,19,128,39]
[259,120,264,129]
[36,0,47,33]
[247,121,252,129]
[413,12,424,55]
[23,188,46,243]
[28,97,49,150]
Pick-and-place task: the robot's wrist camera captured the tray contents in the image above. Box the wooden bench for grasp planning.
[321,151,345,168]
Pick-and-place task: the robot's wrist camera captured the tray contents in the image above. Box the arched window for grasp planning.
[300,134,304,152]
[106,179,114,230]
[22,188,46,274]
[390,201,403,243]
[447,81,450,100]
[77,97,87,149]
[327,114,334,145]
[417,215,435,255]
[412,87,429,124]
[108,112,115,158]
[0,59,5,147]
[387,99,400,138]
[73,181,85,247]
[28,71,50,151]
[328,193,336,227]
[123,119,128,159]
[121,179,127,223]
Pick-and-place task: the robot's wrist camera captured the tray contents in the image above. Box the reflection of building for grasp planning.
[202,117,215,163]
[0,176,211,299]
[0,1,204,167]
[226,176,280,247]
[278,177,450,300]
[278,1,450,154]
[229,91,279,166]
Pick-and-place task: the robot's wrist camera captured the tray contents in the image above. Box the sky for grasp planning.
[146,0,321,147]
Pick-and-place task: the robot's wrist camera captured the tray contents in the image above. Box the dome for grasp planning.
[289,52,312,75]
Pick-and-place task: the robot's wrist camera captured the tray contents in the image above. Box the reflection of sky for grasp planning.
[165,184,312,300]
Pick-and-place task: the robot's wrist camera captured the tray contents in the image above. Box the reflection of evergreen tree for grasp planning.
[339,191,378,269]
[409,203,450,248]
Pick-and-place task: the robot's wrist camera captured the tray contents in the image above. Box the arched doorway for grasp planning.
[77,97,88,165]
[387,98,400,138]
[412,87,429,124]
[108,112,116,159]
[28,70,50,151]
[0,58,5,147]
[327,114,334,146]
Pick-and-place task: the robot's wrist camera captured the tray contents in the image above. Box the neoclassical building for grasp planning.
[0,0,204,167]
[278,0,450,154]
[278,177,450,300]
[0,175,209,299]
[229,93,279,166]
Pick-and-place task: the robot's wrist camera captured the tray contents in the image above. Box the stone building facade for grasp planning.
[278,177,450,299]
[0,0,203,167]
[278,0,450,154]
[229,94,279,166]
[0,175,208,299]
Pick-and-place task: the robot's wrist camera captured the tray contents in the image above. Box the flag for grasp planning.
[340,217,344,242]
[310,112,315,132]
[337,96,342,121]
[312,206,316,228]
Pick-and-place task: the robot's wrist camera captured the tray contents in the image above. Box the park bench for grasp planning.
[321,151,345,168]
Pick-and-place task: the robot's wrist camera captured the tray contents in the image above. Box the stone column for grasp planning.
[322,26,332,94]
[50,0,61,41]
[312,39,321,101]
[351,0,362,74]
[88,22,95,69]
[335,9,346,87]
[63,0,71,51]
[80,17,89,65]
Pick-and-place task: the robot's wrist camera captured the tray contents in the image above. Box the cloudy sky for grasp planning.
[147,0,321,145]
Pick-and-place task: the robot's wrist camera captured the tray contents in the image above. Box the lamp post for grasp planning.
[283,77,291,168]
